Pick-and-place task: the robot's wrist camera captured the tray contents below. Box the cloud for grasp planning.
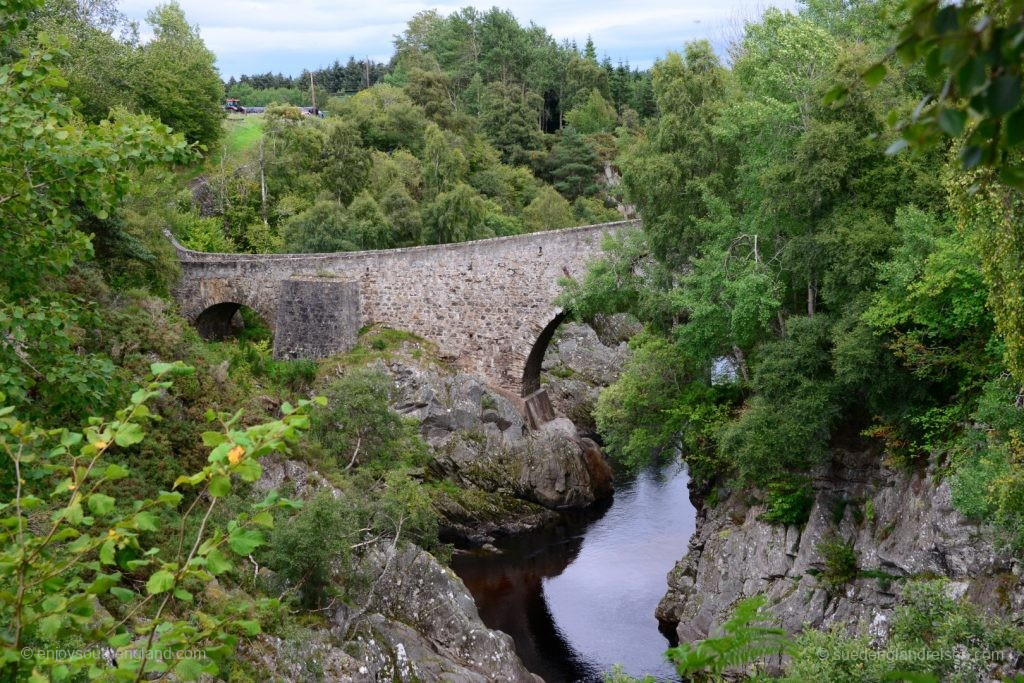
[119,0,798,77]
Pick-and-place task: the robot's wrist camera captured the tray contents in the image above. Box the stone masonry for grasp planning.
[168,221,638,397]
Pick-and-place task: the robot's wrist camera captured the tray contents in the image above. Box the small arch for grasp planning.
[194,302,272,343]
[521,312,567,396]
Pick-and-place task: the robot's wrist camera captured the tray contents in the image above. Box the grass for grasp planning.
[223,115,264,158]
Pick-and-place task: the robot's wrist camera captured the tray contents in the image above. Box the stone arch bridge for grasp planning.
[169,220,637,416]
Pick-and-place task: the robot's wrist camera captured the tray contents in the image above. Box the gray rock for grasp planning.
[657,448,1024,643]
[541,320,632,431]
[351,543,542,683]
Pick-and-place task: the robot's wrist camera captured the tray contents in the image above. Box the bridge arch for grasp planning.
[522,311,567,396]
[194,301,272,342]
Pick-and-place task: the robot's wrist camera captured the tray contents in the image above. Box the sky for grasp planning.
[118,0,800,79]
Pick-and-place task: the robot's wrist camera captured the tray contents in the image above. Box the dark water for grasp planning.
[451,462,696,682]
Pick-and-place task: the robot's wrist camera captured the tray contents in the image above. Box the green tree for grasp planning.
[548,126,601,200]
[479,81,544,167]
[523,185,574,231]
[422,182,489,243]
[564,88,617,134]
[134,2,223,148]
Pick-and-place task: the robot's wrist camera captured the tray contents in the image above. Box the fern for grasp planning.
[665,596,793,680]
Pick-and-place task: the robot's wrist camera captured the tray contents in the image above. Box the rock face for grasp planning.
[251,458,542,682]
[540,318,634,433]
[383,357,613,543]
[352,543,542,682]
[657,447,1024,643]
[243,540,540,682]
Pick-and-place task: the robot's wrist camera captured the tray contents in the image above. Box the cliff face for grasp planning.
[656,447,1024,642]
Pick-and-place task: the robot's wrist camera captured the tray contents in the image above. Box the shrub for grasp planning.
[759,479,815,526]
[266,490,356,608]
[0,362,317,680]
[816,534,858,592]
[310,368,429,471]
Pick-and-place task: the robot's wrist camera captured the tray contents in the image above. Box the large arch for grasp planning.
[193,301,272,342]
[521,311,567,397]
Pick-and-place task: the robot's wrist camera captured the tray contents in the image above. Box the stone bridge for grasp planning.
[168,220,637,412]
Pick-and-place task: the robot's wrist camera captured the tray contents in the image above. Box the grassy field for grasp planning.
[223,114,263,157]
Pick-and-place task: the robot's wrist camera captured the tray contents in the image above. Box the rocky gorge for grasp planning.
[245,316,1024,681]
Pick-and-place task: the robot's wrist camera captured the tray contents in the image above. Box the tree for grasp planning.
[422,182,488,243]
[523,185,574,232]
[282,201,354,253]
[133,2,223,149]
[478,81,544,167]
[0,4,192,419]
[548,126,601,199]
[320,119,372,204]
[564,88,618,134]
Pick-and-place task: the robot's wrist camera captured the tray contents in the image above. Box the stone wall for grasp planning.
[271,278,360,360]
[169,221,638,395]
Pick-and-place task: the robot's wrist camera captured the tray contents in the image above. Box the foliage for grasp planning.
[548,126,601,200]
[664,596,793,678]
[0,362,316,680]
[523,185,575,232]
[759,479,815,526]
[816,533,859,592]
[0,4,192,420]
[565,88,618,134]
[779,579,1024,682]
[852,0,1024,187]
[265,490,353,608]
[133,2,224,149]
[310,368,429,471]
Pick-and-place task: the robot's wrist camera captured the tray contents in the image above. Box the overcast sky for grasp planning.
[117,0,800,78]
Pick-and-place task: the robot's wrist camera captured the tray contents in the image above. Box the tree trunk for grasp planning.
[807,280,817,317]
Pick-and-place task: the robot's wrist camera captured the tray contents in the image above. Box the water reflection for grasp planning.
[451,462,695,682]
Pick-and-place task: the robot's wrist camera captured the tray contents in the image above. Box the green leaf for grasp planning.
[987,74,1022,116]
[202,431,227,447]
[146,569,175,595]
[110,587,134,601]
[234,619,261,636]
[228,528,264,555]
[108,632,132,647]
[99,539,116,565]
[37,614,62,639]
[114,422,144,447]
[157,490,183,506]
[87,493,115,516]
[251,510,274,528]
[863,63,887,87]
[937,108,966,137]
[103,463,129,480]
[174,588,194,602]
[150,362,176,376]
[175,657,205,681]
[1006,108,1024,147]
[135,511,158,531]
[205,548,233,575]
[209,474,231,498]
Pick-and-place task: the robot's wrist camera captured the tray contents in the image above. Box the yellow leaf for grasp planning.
[227,445,245,465]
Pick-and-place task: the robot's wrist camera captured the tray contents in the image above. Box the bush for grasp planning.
[310,368,429,471]
[266,490,356,608]
[0,363,317,680]
[816,533,858,592]
[759,479,815,526]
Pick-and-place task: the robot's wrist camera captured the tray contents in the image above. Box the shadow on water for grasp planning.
[451,461,695,682]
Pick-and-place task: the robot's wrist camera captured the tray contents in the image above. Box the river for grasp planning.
[450,461,696,682]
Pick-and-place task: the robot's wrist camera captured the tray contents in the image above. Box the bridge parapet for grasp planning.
[169,219,640,396]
